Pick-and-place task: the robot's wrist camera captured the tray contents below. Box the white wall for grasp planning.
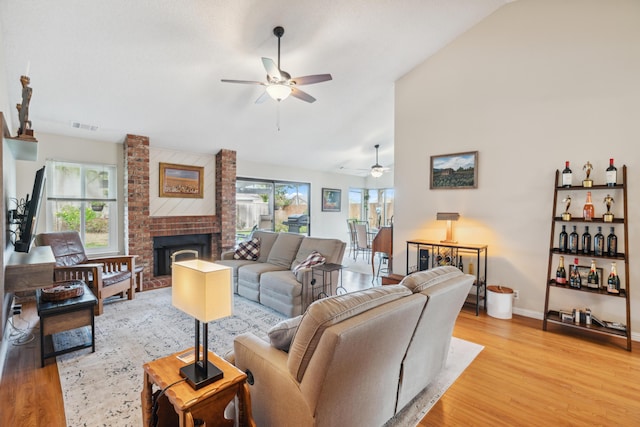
[237,160,369,239]
[149,147,215,216]
[395,0,640,331]
[15,132,125,252]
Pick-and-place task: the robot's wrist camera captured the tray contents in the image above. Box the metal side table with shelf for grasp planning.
[406,240,488,315]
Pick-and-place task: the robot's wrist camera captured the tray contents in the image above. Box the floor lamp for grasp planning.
[172,259,233,389]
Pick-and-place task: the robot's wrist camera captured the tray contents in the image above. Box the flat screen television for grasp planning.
[15,166,46,253]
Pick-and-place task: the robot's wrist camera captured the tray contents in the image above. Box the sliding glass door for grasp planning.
[236,178,310,242]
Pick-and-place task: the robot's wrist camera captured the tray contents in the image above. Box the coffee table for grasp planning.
[36,282,97,367]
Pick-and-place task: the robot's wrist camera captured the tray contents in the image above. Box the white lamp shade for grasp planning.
[172,260,233,323]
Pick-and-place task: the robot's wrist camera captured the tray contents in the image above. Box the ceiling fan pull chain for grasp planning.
[276,102,281,131]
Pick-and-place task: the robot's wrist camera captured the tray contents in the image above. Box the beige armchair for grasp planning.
[36,231,135,315]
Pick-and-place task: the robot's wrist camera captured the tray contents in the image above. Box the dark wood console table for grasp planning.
[36,282,96,367]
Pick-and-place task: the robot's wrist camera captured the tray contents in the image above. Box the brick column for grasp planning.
[216,149,236,254]
[124,134,151,287]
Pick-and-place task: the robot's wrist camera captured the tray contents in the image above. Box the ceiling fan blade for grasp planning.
[255,91,270,104]
[290,87,316,103]
[221,79,265,85]
[262,57,283,81]
[291,74,333,86]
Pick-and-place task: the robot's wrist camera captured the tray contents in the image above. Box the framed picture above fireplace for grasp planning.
[159,162,204,198]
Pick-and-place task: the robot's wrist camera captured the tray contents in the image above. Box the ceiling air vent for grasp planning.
[71,121,98,131]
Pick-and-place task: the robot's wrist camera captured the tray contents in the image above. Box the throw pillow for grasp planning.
[233,237,261,260]
[292,250,326,273]
[268,315,303,352]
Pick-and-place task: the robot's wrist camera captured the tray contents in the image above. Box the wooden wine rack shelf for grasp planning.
[542,165,631,351]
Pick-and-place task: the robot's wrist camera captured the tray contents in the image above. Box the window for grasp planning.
[236,178,310,243]
[350,187,394,228]
[46,160,118,254]
[348,189,363,221]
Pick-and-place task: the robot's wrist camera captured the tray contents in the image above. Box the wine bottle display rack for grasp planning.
[542,164,631,351]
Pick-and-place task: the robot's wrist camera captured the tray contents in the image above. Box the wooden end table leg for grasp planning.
[141,371,153,427]
[239,382,255,427]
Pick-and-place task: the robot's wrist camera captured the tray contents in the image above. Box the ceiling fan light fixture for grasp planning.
[266,83,292,101]
[370,165,384,178]
[370,144,385,177]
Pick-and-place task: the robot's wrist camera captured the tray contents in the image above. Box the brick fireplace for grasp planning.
[124,134,236,290]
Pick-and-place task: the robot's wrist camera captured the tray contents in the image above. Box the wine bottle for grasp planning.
[583,191,594,221]
[559,225,568,252]
[587,259,599,289]
[569,257,581,289]
[606,158,617,187]
[582,226,592,255]
[593,226,605,256]
[555,256,567,285]
[562,161,572,187]
[607,262,620,294]
[607,227,618,257]
[569,225,579,254]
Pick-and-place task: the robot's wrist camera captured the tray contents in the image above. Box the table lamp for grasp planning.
[172,259,233,389]
[436,212,460,244]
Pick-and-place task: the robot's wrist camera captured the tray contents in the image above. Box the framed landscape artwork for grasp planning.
[159,162,204,198]
[430,151,478,189]
[322,188,341,212]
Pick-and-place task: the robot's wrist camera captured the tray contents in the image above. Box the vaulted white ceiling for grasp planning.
[0,0,511,176]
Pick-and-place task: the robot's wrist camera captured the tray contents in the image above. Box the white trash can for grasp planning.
[487,285,513,319]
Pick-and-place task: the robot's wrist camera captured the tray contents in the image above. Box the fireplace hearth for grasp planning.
[153,234,212,276]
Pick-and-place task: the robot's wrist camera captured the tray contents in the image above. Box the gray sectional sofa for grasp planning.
[218,231,346,317]
[233,266,475,427]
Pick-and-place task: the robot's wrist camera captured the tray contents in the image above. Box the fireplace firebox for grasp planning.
[153,234,211,276]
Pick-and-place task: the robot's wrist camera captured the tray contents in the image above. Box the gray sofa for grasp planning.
[233,266,474,427]
[218,231,346,317]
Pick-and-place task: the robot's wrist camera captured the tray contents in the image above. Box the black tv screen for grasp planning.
[15,166,46,253]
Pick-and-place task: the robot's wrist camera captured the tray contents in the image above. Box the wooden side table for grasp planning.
[142,348,254,427]
[381,273,405,285]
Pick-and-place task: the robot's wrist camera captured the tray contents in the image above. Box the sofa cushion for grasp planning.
[234,237,261,260]
[102,270,132,287]
[268,315,302,352]
[215,259,255,278]
[238,262,287,284]
[292,250,325,273]
[287,284,412,382]
[251,231,280,263]
[400,266,463,293]
[36,231,90,266]
[267,233,304,269]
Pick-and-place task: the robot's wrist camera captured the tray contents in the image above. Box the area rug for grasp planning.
[56,287,482,427]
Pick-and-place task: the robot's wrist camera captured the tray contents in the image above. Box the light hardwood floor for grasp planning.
[1,269,639,426]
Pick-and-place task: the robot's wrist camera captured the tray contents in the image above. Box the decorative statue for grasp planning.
[582,161,593,187]
[16,75,33,138]
[562,196,572,221]
[603,194,615,222]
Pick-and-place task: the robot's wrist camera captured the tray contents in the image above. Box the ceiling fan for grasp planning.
[221,26,332,103]
[370,144,390,177]
[339,144,391,177]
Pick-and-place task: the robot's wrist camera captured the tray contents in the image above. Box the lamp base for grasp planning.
[180,361,223,390]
